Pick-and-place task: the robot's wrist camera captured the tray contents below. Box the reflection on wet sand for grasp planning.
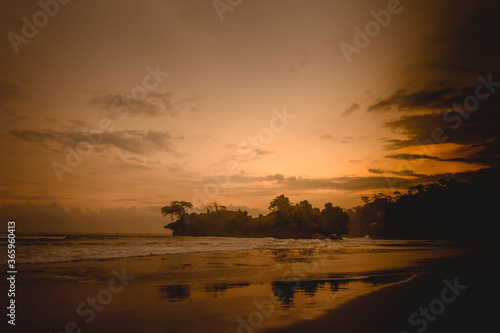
[204,282,251,298]
[158,284,191,302]
[158,274,411,306]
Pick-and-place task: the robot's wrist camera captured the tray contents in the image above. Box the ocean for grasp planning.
[1,233,456,264]
[1,233,475,332]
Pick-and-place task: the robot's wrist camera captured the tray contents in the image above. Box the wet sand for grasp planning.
[2,245,487,333]
[268,250,497,333]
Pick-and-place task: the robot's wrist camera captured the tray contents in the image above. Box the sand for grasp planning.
[268,250,497,333]
[1,246,492,333]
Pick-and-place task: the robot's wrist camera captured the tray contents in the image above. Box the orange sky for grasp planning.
[1,0,499,233]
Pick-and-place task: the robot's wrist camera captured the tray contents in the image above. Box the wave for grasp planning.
[5,234,453,264]
[0,234,68,241]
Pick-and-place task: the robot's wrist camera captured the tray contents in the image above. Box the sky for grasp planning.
[1,0,499,233]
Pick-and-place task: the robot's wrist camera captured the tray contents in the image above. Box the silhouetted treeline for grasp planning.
[348,178,500,241]
[163,178,499,241]
[163,196,348,239]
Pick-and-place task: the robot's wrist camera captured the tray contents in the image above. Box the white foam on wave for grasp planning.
[12,234,448,264]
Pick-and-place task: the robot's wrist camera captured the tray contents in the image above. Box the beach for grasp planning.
[3,0,499,331]
[269,251,497,333]
[1,235,490,333]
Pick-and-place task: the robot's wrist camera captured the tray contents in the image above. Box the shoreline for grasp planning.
[2,243,485,332]
[17,245,471,285]
[267,249,495,333]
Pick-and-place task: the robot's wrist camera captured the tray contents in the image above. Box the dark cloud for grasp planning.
[318,134,352,143]
[90,92,175,118]
[0,79,21,106]
[264,174,286,183]
[281,176,409,192]
[386,154,439,161]
[128,156,144,163]
[385,165,500,190]
[233,146,273,160]
[10,129,62,143]
[214,173,284,184]
[90,91,200,119]
[0,201,165,233]
[386,153,500,167]
[377,76,500,172]
[385,99,500,161]
[0,189,55,201]
[106,130,179,155]
[10,128,182,155]
[368,168,424,177]
[0,79,23,119]
[340,103,359,117]
[428,0,500,77]
[225,173,410,191]
[373,0,500,181]
[368,87,472,112]
[225,169,500,194]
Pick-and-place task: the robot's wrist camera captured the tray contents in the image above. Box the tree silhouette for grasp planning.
[161,201,193,223]
[268,195,292,213]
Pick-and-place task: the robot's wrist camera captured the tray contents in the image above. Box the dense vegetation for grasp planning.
[163,178,499,241]
[162,196,348,239]
[347,178,500,241]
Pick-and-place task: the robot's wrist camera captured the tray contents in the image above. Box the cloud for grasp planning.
[229,145,273,160]
[340,103,359,117]
[318,134,352,143]
[0,79,22,107]
[10,129,62,143]
[264,173,286,183]
[426,0,500,76]
[105,130,180,155]
[384,100,500,163]
[385,154,438,161]
[368,87,472,112]
[0,201,166,233]
[221,170,500,194]
[0,79,23,120]
[368,168,424,177]
[290,49,310,72]
[386,153,500,167]
[90,91,200,118]
[0,189,55,201]
[206,173,285,185]
[217,173,411,191]
[375,78,500,171]
[10,129,183,155]
[372,0,500,174]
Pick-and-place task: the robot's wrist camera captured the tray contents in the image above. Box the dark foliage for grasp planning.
[164,178,498,241]
[163,197,349,239]
[348,178,500,241]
